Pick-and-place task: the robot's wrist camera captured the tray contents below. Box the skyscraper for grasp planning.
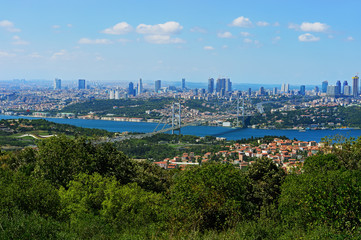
[342,81,348,95]
[182,78,186,90]
[54,78,61,90]
[128,82,134,96]
[353,75,359,97]
[300,85,305,95]
[216,78,226,92]
[285,84,289,93]
[336,81,341,96]
[322,81,328,93]
[208,78,214,93]
[138,78,143,94]
[78,79,86,90]
[155,80,161,92]
[225,78,232,92]
[344,85,351,96]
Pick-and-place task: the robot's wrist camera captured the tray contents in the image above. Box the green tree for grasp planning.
[279,170,361,231]
[169,163,253,231]
[0,168,60,218]
[246,158,285,216]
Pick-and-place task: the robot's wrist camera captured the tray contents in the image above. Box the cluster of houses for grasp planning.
[154,138,322,171]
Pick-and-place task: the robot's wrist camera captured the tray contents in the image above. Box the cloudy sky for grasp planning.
[0,0,359,85]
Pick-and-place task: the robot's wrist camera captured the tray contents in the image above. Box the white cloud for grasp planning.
[12,35,29,45]
[298,33,320,42]
[102,22,133,35]
[0,51,15,57]
[273,22,280,27]
[204,46,214,50]
[272,36,281,44]
[256,21,269,27]
[144,35,185,44]
[52,25,60,29]
[190,26,207,33]
[243,38,253,43]
[346,36,354,41]
[222,45,228,49]
[117,38,130,43]
[51,50,67,59]
[230,16,252,27]
[67,24,72,28]
[136,21,183,35]
[95,56,105,61]
[289,22,329,33]
[29,52,41,58]
[217,31,233,38]
[0,20,20,32]
[240,31,251,37]
[78,38,112,44]
[300,22,329,32]
[288,23,299,30]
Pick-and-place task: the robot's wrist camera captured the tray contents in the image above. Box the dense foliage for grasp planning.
[1,135,361,239]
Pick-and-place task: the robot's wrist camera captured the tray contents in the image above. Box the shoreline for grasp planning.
[2,114,358,131]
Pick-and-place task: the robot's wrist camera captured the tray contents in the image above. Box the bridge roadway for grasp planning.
[103,114,252,143]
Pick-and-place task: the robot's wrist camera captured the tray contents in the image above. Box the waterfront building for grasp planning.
[54,78,61,90]
[78,79,86,90]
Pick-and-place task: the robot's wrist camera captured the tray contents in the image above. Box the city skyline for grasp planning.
[0,0,360,84]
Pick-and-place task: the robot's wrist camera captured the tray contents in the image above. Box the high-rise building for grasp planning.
[344,85,351,96]
[273,87,278,95]
[300,85,305,95]
[225,78,232,92]
[327,85,338,97]
[285,84,289,93]
[336,81,341,96]
[54,78,61,90]
[342,81,348,95]
[155,80,161,93]
[216,78,226,92]
[322,81,328,93]
[78,79,86,90]
[114,90,120,100]
[248,88,252,96]
[208,78,214,93]
[314,86,319,93]
[353,75,359,97]
[259,87,265,95]
[138,78,143,94]
[182,78,186,90]
[109,90,115,99]
[128,82,134,96]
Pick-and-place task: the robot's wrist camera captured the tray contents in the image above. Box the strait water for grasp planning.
[1,115,361,142]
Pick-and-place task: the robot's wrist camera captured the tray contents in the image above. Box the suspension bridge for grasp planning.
[104,97,252,143]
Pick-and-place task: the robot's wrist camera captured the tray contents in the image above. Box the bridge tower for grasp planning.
[171,102,181,135]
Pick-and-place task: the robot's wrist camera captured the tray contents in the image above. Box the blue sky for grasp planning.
[0,0,360,85]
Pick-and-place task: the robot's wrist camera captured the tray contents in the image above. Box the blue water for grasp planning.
[1,115,361,142]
